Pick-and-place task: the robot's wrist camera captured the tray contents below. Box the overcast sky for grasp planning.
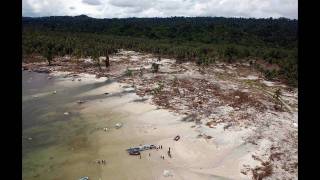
[22,0,298,19]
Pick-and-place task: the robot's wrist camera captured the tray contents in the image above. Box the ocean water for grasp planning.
[22,71,160,180]
[22,71,112,180]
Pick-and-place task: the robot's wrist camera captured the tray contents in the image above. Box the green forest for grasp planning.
[22,15,298,86]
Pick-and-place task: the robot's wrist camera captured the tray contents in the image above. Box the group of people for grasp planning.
[96,160,106,165]
[138,146,172,160]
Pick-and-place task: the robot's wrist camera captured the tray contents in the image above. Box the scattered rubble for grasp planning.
[34,68,51,73]
[163,170,173,177]
[223,123,232,130]
[174,135,180,141]
[79,177,89,180]
[77,100,86,104]
[23,50,297,180]
[206,121,216,128]
[115,123,122,129]
[251,162,273,180]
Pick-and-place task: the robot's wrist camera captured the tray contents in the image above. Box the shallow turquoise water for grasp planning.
[22,71,112,180]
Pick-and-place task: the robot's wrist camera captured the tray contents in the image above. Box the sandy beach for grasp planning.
[22,50,298,180]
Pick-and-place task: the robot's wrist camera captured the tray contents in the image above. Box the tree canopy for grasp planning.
[22,16,297,86]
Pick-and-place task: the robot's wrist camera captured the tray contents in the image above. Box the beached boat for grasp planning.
[139,144,156,150]
[128,149,141,155]
[126,144,156,155]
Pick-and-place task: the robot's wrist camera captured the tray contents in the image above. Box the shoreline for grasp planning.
[22,50,298,179]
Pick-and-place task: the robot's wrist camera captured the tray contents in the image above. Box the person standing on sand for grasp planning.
[168,147,172,158]
[139,154,141,159]
[149,153,150,157]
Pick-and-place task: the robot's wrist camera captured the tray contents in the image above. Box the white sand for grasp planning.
[33,50,297,180]
[66,73,257,180]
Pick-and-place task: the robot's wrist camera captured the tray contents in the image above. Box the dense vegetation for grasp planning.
[22,15,297,86]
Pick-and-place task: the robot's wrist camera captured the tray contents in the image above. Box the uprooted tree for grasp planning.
[273,88,282,110]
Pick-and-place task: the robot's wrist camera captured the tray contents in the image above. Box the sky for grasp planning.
[22,0,298,19]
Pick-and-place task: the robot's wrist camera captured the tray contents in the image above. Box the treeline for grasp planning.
[23,15,297,49]
[22,16,297,86]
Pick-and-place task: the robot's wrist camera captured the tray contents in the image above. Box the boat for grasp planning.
[126,147,140,152]
[128,150,141,155]
[126,144,156,155]
[127,148,141,155]
[140,144,156,150]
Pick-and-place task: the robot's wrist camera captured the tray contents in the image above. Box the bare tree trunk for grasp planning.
[105,54,110,68]
[95,58,102,72]
[97,62,102,71]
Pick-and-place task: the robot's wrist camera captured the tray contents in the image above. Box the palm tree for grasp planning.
[92,48,102,72]
[43,42,54,66]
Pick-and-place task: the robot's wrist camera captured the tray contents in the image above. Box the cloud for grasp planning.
[82,0,101,6]
[22,0,298,19]
[22,0,70,17]
[109,0,152,8]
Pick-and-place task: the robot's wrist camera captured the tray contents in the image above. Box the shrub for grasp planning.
[125,68,133,76]
[151,63,160,73]
[224,46,239,63]
[152,82,164,94]
[264,69,278,80]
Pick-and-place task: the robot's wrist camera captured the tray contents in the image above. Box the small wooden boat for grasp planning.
[174,135,180,141]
